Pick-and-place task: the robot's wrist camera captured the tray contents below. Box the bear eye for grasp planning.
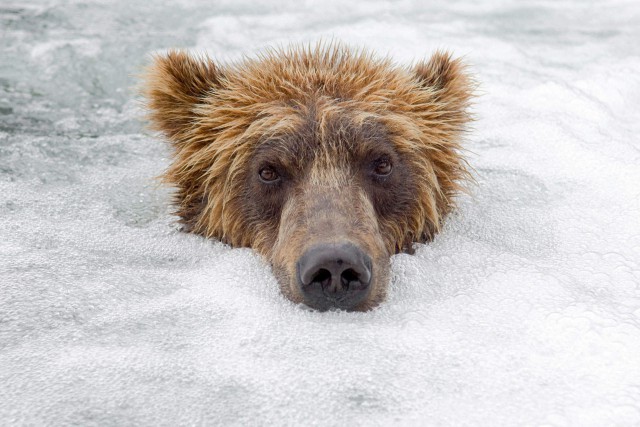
[373,158,393,176]
[259,166,280,183]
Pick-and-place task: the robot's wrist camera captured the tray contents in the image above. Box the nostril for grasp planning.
[311,268,332,287]
[340,268,359,288]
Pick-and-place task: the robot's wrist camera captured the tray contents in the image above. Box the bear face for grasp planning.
[142,44,473,311]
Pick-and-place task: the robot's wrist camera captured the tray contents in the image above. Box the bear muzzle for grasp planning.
[296,242,373,311]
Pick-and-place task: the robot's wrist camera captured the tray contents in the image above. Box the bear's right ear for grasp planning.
[141,50,222,144]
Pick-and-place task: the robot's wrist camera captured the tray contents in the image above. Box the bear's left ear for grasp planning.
[141,50,222,145]
[412,51,473,126]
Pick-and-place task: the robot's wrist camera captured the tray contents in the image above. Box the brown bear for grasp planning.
[142,43,473,311]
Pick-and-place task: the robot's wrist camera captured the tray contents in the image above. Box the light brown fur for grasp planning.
[142,42,473,310]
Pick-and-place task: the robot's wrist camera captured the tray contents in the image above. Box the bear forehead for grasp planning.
[251,110,394,166]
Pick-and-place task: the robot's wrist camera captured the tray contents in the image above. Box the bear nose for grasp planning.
[296,242,372,311]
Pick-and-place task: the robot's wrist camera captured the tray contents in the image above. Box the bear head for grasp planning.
[142,43,473,311]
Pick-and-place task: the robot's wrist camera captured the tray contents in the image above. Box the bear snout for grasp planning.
[296,242,373,311]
